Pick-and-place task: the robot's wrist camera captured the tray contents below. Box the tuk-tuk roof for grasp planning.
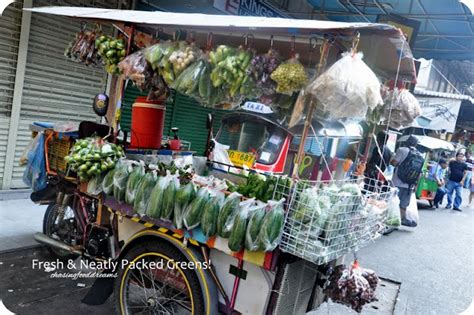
[398,135,455,151]
[221,111,363,138]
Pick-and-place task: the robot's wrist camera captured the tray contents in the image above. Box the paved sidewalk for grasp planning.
[0,198,46,251]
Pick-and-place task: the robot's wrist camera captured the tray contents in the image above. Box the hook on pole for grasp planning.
[206,32,213,50]
[269,34,274,49]
[351,31,360,55]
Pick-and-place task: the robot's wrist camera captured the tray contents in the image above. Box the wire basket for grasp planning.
[279,178,394,265]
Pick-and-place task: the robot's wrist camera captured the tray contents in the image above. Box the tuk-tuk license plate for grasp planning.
[228,150,256,168]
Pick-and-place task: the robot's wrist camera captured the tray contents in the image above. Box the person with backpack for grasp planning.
[390,135,424,227]
[445,151,468,211]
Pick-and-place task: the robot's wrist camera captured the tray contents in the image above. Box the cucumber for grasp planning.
[257,202,285,252]
[113,165,129,204]
[245,207,266,251]
[201,199,220,237]
[146,177,166,219]
[228,210,249,252]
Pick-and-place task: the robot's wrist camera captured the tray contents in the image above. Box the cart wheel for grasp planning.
[114,240,205,315]
[42,203,78,261]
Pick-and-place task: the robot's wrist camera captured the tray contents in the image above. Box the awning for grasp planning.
[398,135,455,151]
[307,0,474,61]
[25,6,416,81]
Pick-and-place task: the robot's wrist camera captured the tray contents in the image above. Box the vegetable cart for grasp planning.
[25,6,417,315]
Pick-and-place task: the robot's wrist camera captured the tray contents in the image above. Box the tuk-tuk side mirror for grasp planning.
[207,113,213,130]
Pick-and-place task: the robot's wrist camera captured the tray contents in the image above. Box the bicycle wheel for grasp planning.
[114,240,205,315]
[42,203,79,260]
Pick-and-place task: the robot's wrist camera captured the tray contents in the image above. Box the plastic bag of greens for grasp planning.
[201,189,225,237]
[270,55,308,95]
[183,186,212,230]
[307,52,382,120]
[173,182,197,229]
[160,172,180,222]
[102,169,116,195]
[217,192,243,238]
[87,173,105,196]
[228,199,256,252]
[125,162,146,205]
[144,42,167,70]
[146,174,171,219]
[245,201,267,251]
[172,59,205,97]
[383,88,421,129]
[385,192,401,227]
[113,162,130,203]
[257,199,285,252]
[134,172,157,215]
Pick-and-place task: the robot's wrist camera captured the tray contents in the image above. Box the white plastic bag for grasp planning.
[405,192,419,226]
[307,52,382,120]
[383,88,421,129]
[210,139,233,170]
[385,193,401,227]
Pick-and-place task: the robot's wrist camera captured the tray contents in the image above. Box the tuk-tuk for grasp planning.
[398,135,455,206]
[214,103,364,180]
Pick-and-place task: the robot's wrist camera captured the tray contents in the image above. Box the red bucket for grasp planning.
[130,97,165,149]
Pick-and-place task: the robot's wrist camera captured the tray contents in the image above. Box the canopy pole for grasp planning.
[293,39,331,178]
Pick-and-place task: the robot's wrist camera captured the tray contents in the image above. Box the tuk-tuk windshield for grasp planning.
[217,120,287,165]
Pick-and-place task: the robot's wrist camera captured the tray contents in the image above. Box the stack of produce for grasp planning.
[65,28,101,65]
[270,55,308,95]
[228,173,289,202]
[96,35,127,74]
[324,263,379,313]
[64,137,124,180]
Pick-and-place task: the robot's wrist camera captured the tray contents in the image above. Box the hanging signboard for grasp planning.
[412,96,462,132]
[238,0,288,17]
[213,0,240,15]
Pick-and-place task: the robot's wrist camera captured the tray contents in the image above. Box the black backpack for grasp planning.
[397,148,424,185]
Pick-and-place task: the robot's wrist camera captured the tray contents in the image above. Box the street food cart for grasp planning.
[23,6,417,315]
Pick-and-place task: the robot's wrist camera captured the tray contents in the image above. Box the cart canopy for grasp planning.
[398,135,455,151]
[26,6,416,81]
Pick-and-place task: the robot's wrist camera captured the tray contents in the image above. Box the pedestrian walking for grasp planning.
[390,135,424,227]
[464,151,473,189]
[364,131,393,191]
[432,159,448,208]
[445,151,468,211]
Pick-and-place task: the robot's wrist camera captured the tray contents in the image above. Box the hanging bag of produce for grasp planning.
[270,54,308,95]
[201,189,225,237]
[168,41,201,77]
[382,88,421,129]
[183,186,212,230]
[250,49,281,95]
[173,182,197,229]
[125,162,146,205]
[307,52,382,120]
[257,199,285,252]
[228,198,256,252]
[217,192,243,238]
[134,172,157,215]
[245,201,267,251]
[87,173,105,196]
[160,171,180,222]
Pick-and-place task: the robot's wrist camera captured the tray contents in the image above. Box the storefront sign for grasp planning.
[238,0,287,17]
[412,97,462,132]
[213,0,240,15]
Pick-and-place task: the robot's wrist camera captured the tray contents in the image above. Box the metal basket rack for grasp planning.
[279,178,395,265]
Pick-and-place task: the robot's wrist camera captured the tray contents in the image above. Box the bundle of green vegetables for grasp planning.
[64,137,124,180]
[95,35,127,75]
[228,173,289,202]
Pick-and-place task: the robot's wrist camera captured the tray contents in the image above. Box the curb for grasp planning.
[0,189,32,201]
